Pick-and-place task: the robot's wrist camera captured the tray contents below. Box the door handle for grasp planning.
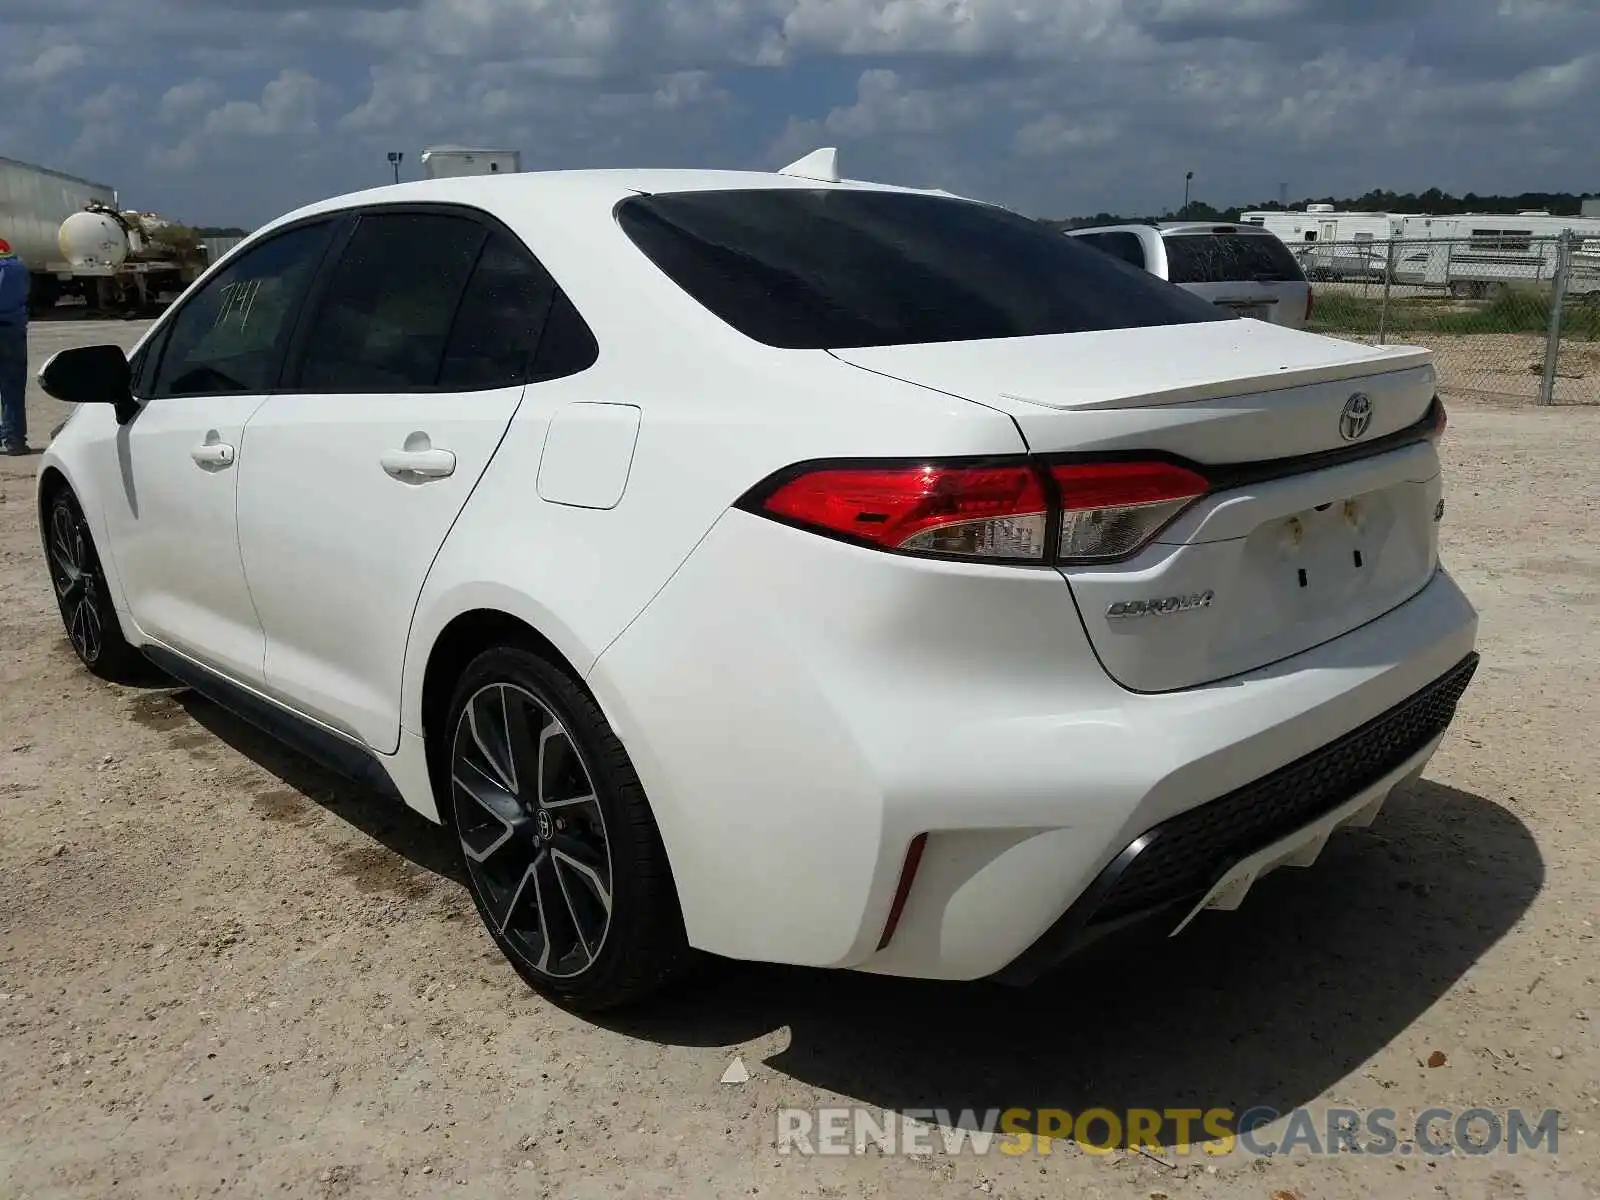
[380,447,456,479]
[191,442,235,467]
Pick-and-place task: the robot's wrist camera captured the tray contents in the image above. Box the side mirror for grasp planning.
[38,345,139,425]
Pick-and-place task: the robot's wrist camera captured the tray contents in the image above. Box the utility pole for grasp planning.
[1183,171,1194,217]
[387,151,404,185]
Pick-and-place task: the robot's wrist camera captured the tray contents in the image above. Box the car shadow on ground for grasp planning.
[601,779,1543,1149]
[148,688,1543,1151]
[164,687,464,886]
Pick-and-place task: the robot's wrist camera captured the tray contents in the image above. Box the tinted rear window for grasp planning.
[1074,231,1147,269]
[616,190,1227,350]
[1163,233,1305,284]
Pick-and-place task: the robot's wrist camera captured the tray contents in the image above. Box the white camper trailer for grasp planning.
[1239,206,1407,281]
[1391,212,1600,297]
[419,146,522,179]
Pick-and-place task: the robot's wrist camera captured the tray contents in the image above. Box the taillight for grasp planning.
[757,463,1049,561]
[1050,461,1210,562]
[1427,397,1447,441]
[744,457,1211,565]
[1305,288,1315,323]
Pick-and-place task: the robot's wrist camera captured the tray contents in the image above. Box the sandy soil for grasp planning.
[1,319,1597,1199]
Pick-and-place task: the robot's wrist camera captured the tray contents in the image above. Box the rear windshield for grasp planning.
[1163,233,1306,284]
[615,190,1228,350]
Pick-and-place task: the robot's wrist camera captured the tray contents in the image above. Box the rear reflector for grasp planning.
[758,464,1048,561]
[1051,461,1210,562]
[877,833,928,951]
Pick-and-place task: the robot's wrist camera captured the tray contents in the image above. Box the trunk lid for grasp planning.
[832,322,1444,692]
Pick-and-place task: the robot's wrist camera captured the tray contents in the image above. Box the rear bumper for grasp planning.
[589,509,1479,980]
[991,651,1477,985]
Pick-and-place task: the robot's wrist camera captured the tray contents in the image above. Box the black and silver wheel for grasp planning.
[442,645,687,1010]
[43,488,146,682]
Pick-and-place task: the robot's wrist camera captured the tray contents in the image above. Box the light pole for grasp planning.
[387,151,404,185]
[1183,170,1194,217]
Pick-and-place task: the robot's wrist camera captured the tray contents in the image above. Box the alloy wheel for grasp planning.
[450,683,614,979]
[47,500,104,665]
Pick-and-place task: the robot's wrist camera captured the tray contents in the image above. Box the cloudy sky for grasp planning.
[3,0,1597,228]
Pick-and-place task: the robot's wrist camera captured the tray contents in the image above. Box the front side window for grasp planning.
[152,222,333,397]
[297,213,487,392]
[616,189,1225,350]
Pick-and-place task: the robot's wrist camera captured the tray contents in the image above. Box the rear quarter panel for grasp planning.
[396,212,1028,736]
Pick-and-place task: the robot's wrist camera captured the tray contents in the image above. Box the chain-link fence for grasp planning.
[1301,233,1600,405]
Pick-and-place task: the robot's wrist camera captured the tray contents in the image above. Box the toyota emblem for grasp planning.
[1339,393,1373,441]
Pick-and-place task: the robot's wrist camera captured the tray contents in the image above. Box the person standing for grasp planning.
[0,238,32,456]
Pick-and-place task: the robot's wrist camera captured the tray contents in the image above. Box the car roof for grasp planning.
[273,165,972,232]
[1067,221,1274,237]
[233,156,987,361]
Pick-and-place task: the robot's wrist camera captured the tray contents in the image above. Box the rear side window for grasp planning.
[616,190,1225,350]
[298,213,486,392]
[1163,233,1306,284]
[1075,231,1147,269]
[436,233,558,390]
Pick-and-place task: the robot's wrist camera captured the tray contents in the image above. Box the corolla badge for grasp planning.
[1106,590,1215,620]
[1339,392,1374,442]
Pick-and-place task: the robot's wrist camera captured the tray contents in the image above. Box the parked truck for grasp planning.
[0,155,206,316]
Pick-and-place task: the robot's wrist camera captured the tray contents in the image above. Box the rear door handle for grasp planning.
[191,442,235,467]
[380,447,456,479]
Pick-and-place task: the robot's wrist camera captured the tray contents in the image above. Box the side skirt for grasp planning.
[141,644,405,804]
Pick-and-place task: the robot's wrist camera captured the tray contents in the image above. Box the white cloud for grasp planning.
[20,43,87,83]
[202,69,325,137]
[72,83,138,158]
[158,79,224,124]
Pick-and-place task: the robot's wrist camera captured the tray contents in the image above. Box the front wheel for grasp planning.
[42,488,148,682]
[442,645,689,1010]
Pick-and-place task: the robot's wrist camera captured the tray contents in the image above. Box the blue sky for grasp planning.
[3,0,1597,229]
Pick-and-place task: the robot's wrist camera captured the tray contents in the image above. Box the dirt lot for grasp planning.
[2,320,1598,1200]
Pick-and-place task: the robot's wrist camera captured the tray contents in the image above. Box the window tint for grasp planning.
[1163,233,1306,284]
[529,291,599,381]
[616,190,1225,350]
[152,222,332,397]
[298,213,487,392]
[131,322,172,399]
[436,233,557,390]
[1076,231,1147,269]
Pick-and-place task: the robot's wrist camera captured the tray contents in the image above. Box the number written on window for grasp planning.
[152,222,333,398]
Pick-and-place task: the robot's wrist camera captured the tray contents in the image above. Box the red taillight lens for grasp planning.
[1050,461,1210,561]
[759,464,1049,561]
[1305,288,1315,323]
[1428,397,1447,441]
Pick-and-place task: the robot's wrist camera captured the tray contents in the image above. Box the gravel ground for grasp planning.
[1,320,1597,1200]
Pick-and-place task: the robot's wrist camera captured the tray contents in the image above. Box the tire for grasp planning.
[441,644,689,1011]
[42,488,149,683]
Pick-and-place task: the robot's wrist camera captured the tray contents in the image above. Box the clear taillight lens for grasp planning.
[1050,462,1211,562]
[758,464,1049,561]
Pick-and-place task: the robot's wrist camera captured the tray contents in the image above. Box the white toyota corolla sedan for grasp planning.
[34,150,1478,1010]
